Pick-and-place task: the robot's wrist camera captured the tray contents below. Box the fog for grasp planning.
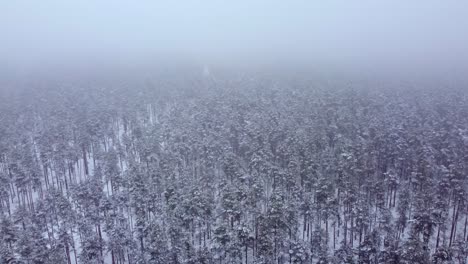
[1,0,468,75]
[2,3,468,264]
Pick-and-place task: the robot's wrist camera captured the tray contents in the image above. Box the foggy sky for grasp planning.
[1,0,468,74]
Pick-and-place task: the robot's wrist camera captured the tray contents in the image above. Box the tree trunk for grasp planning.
[449,199,460,247]
[303,215,307,240]
[436,224,441,248]
[463,214,467,241]
[245,243,248,264]
[65,243,71,264]
[82,145,89,176]
[333,222,336,249]
[350,215,354,247]
[344,217,348,245]
[97,224,104,261]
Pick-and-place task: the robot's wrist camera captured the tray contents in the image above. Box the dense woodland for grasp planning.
[0,70,467,264]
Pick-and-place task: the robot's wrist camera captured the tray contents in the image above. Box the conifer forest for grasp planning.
[0,70,467,264]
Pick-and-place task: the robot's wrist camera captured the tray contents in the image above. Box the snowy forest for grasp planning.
[0,71,467,264]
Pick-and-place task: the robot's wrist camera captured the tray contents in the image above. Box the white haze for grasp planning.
[1,0,468,75]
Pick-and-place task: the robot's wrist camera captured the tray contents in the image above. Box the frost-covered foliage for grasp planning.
[0,72,467,263]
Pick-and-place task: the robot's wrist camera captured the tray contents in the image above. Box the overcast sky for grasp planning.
[1,0,468,73]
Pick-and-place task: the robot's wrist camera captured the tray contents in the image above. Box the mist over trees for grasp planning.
[0,70,467,264]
